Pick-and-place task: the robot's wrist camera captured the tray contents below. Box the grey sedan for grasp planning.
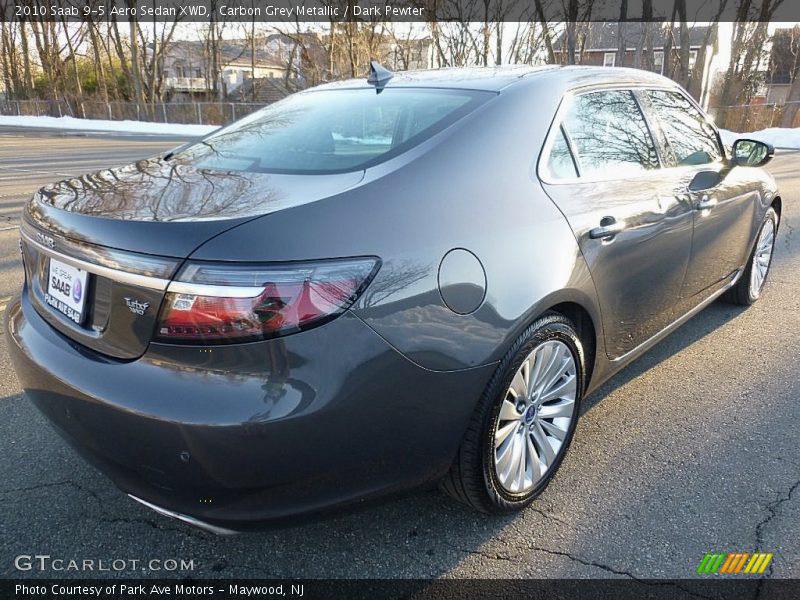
[6,65,780,532]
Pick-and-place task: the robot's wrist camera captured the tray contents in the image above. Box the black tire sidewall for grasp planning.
[480,317,585,509]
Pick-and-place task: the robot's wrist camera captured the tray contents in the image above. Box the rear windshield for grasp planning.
[174,88,490,175]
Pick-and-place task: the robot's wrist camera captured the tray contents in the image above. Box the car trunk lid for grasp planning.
[21,159,364,359]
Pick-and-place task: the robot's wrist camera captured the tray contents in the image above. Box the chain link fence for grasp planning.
[711,102,800,132]
[0,99,271,127]
[2,97,798,133]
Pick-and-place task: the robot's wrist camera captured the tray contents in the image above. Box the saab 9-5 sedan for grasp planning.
[6,65,780,532]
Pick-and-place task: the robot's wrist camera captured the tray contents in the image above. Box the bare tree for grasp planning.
[718,0,784,128]
[778,27,800,127]
[685,0,729,101]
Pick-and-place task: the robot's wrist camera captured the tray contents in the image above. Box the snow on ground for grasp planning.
[719,127,800,150]
[0,115,218,137]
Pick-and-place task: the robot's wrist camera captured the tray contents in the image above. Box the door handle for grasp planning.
[589,217,625,240]
[696,194,718,211]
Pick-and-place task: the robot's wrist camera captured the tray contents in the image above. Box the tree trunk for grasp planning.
[87,21,109,103]
[616,0,628,68]
[128,6,146,116]
[60,16,83,101]
[662,20,674,80]
[718,0,752,113]
[109,20,132,100]
[533,0,556,64]
[675,1,691,87]
[0,22,15,99]
[495,21,502,65]
[19,20,34,95]
[250,16,256,101]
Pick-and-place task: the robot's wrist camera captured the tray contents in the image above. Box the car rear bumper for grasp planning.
[5,288,495,530]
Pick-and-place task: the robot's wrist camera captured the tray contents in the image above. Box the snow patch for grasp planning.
[0,115,218,137]
[719,127,800,150]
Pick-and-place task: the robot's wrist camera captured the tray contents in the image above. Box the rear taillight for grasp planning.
[155,258,379,343]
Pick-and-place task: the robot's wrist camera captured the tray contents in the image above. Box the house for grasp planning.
[388,37,436,71]
[555,22,716,106]
[159,40,294,100]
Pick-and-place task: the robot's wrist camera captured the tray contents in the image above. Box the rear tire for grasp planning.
[724,207,778,305]
[441,313,585,513]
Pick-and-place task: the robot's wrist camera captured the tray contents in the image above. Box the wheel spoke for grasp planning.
[499,399,519,422]
[527,348,545,394]
[539,398,575,419]
[521,357,531,393]
[495,421,517,448]
[540,419,568,441]
[509,369,528,400]
[532,343,563,396]
[760,229,774,253]
[514,433,527,491]
[506,433,524,485]
[495,432,516,476]
[526,433,542,483]
[538,372,577,403]
[532,422,556,466]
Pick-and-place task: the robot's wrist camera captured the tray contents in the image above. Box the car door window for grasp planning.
[560,90,659,178]
[645,90,722,166]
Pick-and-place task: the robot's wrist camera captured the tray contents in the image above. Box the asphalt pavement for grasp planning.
[0,129,797,580]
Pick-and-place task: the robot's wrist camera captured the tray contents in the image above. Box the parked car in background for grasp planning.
[6,65,780,532]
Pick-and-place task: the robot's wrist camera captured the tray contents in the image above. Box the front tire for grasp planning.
[441,313,585,513]
[724,207,778,305]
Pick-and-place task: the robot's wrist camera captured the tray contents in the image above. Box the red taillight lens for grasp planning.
[155,258,379,343]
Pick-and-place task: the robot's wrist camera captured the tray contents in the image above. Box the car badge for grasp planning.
[124,297,150,316]
[36,232,55,248]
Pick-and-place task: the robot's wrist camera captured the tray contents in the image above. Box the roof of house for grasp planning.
[229,77,298,103]
[163,40,285,69]
[557,22,711,52]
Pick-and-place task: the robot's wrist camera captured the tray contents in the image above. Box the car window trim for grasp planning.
[538,83,665,185]
[559,125,582,178]
[633,88,676,168]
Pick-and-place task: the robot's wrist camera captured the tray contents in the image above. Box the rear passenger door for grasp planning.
[540,88,695,360]
[641,89,757,301]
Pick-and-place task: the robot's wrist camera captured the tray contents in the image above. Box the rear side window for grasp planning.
[645,90,722,166]
[546,127,578,179]
[560,90,659,178]
[174,88,489,174]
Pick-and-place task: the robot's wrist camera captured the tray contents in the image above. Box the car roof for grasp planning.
[310,65,681,94]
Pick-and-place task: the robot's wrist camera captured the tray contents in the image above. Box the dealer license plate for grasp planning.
[45,258,89,324]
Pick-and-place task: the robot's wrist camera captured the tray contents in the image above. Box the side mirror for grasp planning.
[732,138,774,167]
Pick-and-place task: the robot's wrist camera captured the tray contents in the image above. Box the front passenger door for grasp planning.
[644,89,758,300]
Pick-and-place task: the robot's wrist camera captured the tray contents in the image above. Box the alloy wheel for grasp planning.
[750,217,776,298]
[493,340,577,494]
